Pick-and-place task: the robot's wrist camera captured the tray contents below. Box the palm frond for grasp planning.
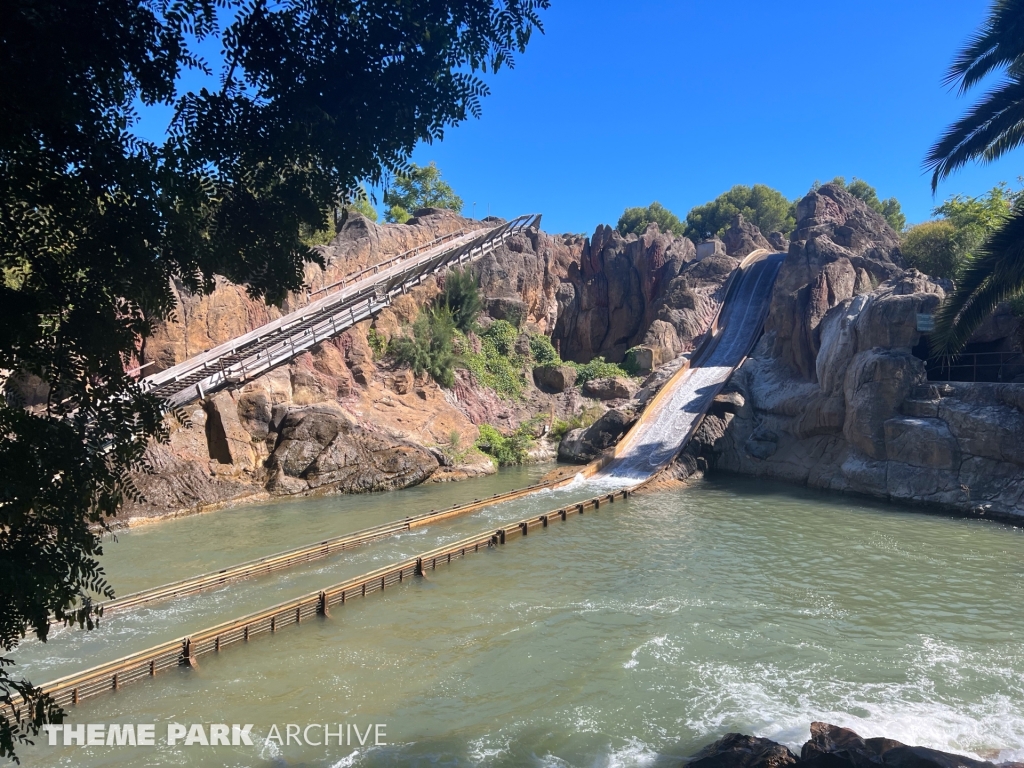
[925,77,1024,191]
[945,0,1024,93]
[930,207,1024,356]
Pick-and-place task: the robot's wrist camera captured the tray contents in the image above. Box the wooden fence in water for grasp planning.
[26,489,632,713]
[94,479,570,617]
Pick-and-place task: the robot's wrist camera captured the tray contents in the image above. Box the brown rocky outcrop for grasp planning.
[684,723,1015,768]
[552,223,732,366]
[765,183,904,381]
[265,403,438,495]
[533,364,577,393]
[692,183,1024,519]
[722,213,773,258]
[557,409,634,464]
[123,210,676,523]
[582,376,637,400]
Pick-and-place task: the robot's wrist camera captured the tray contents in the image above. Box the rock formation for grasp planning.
[690,183,1024,519]
[552,223,736,367]
[684,722,1018,768]
[122,207,735,524]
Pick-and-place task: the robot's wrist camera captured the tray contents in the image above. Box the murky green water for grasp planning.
[14,474,1024,767]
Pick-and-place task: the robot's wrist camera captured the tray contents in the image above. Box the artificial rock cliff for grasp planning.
[125,209,730,523]
[690,183,1024,519]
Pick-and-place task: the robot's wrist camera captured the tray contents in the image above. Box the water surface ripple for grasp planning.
[18,474,1024,767]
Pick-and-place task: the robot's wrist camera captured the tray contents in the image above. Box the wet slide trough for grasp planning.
[13,251,786,714]
[598,251,786,483]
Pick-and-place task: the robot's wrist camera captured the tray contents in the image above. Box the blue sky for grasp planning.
[402,0,1019,234]
[137,1,1020,235]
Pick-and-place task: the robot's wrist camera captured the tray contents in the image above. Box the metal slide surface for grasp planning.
[596,253,786,484]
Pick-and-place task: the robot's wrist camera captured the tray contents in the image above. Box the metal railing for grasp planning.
[140,214,539,409]
[927,351,1024,383]
[308,228,470,297]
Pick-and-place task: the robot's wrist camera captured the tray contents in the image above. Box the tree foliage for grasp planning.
[617,202,686,237]
[684,184,796,240]
[0,0,547,758]
[391,307,460,388]
[384,162,465,223]
[904,184,1021,280]
[829,177,906,232]
[924,1,1024,355]
[902,220,962,279]
[438,266,483,333]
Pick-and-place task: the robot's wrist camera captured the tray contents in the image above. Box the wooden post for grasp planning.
[318,591,329,617]
[182,638,198,667]
[415,558,423,576]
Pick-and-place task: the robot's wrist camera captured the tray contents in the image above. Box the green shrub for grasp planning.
[438,266,483,333]
[621,347,644,376]
[464,343,524,398]
[440,430,472,465]
[391,306,458,387]
[366,328,389,360]
[529,333,561,366]
[476,423,533,466]
[572,356,630,385]
[482,320,517,356]
[549,404,605,442]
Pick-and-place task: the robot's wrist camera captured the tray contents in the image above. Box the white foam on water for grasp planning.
[681,648,1024,762]
[328,749,362,767]
[606,737,660,768]
[624,635,670,669]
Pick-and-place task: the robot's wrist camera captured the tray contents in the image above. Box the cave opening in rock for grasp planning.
[203,403,234,464]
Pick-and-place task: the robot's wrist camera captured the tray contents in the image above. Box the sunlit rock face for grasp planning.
[693,184,1024,519]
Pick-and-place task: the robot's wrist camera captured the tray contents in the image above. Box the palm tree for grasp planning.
[926,0,1024,355]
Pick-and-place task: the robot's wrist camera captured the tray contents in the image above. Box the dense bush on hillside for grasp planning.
[391,307,459,387]
[902,184,1020,280]
[617,202,686,237]
[476,422,534,465]
[685,184,795,240]
[438,266,483,333]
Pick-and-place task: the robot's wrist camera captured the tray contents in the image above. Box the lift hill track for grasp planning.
[141,214,539,410]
